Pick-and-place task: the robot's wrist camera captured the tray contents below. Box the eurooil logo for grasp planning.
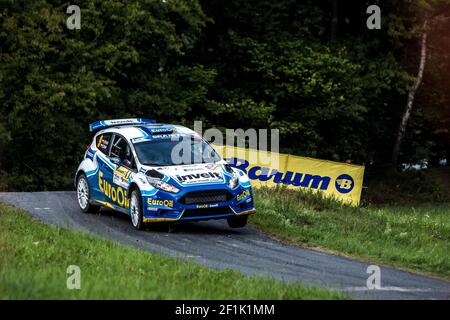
[335,174,354,194]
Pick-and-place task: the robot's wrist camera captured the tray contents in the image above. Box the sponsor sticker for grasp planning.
[237,189,251,201]
[147,198,174,208]
[175,171,223,184]
[98,172,130,208]
[196,203,219,209]
[113,166,132,188]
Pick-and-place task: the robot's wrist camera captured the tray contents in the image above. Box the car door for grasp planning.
[108,134,136,209]
[91,132,114,204]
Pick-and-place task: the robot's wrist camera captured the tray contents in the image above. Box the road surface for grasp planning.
[1,191,449,299]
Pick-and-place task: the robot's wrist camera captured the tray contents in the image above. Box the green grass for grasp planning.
[252,187,450,278]
[0,203,344,300]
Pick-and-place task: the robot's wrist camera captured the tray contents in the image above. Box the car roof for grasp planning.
[97,124,198,142]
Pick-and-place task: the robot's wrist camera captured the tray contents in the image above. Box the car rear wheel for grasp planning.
[227,216,248,228]
[77,174,100,214]
[130,190,144,230]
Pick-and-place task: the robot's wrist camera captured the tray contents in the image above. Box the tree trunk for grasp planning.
[392,20,428,166]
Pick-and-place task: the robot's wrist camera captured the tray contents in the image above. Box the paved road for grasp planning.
[1,191,449,299]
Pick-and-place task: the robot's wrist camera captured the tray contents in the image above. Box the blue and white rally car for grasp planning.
[75,118,255,230]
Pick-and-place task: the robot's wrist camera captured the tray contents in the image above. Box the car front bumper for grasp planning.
[141,185,255,222]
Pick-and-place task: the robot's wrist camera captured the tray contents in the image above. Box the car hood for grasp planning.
[141,161,229,187]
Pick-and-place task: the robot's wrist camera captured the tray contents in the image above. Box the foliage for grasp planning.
[0,0,449,190]
[0,0,213,190]
[365,167,450,204]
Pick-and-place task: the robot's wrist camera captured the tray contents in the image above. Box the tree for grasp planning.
[1,0,450,191]
[0,0,213,190]
[390,0,450,166]
[392,20,428,165]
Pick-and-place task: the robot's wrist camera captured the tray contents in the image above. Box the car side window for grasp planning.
[130,156,137,170]
[111,135,136,169]
[96,133,112,155]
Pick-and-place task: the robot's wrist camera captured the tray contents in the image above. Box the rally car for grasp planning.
[75,118,256,230]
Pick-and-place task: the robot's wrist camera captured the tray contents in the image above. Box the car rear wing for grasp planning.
[89,118,156,132]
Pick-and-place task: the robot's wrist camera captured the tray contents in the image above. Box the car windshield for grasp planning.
[133,137,221,166]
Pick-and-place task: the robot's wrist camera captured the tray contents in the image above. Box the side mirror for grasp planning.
[110,157,121,165]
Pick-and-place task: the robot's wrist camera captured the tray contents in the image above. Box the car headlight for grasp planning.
[146,177,180,193]
[228,172,240,189]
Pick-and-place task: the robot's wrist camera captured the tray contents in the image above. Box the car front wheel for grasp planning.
[77,174,100,214]
[227,216,248,228]
[130,189,145,230]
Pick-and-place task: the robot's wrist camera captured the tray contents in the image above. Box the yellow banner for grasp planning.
[214,145,365,206]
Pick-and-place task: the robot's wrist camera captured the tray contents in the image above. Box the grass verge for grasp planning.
[252,187,450,278]
[0,203,344,299]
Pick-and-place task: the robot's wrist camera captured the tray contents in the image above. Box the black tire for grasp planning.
[227,216,248,228]
[76,173,100,214]
[130,189,145,230]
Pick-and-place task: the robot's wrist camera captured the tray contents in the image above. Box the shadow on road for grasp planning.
[98,207,246,236]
